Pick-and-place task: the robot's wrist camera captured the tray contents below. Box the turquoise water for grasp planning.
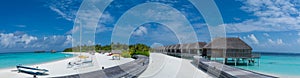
[236,53,300,77]
[0,52,73,69]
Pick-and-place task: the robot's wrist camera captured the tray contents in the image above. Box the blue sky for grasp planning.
[0,0,300,53]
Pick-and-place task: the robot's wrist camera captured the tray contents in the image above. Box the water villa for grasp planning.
[152,37,260,66]
[153,42,207,58]
[202,38,260,66]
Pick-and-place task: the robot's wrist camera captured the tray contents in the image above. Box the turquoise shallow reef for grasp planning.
[0,52,73,69]
[236,52,300,77]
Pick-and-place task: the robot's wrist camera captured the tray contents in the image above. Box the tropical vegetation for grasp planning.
[63,42,150,57]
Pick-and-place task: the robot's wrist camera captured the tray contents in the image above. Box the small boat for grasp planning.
[50,50,56,53]
[16,65,49,77]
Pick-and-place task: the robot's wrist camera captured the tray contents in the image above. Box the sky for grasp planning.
[0,0,300,53]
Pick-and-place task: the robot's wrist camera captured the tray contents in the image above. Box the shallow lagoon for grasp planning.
[0,52,73,69]
[236,53,300,77]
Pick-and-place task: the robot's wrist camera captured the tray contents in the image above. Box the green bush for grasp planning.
[131,51,150,57]
[121,51,131,58]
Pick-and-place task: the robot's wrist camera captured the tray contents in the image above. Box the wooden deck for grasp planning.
[193,56,277,78]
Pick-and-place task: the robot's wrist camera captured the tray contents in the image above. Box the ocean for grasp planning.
[236,52,300,77]
[0,52,73,69]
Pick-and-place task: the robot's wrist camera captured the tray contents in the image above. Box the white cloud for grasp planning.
[248,34,259,44]
[267,38,284,45]
[64,35,72,45]
[263,33,270,37]
[277,39,283,45]
[49,6,71,21]
[0,33,37,48]
[96,12,114,33]
[150,42,164,48]
[233,17,241,21]
[96,24,113,33]
[66,26,79,34]
[132,26,148,36]
[15,25,27,28]
[43,37,48,40]
[50,0,114,34]
[225,0,300,33]
[0,32,72,51]
[47,0,80,21]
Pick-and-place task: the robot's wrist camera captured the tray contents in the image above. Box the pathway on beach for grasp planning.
[139,53,213,78]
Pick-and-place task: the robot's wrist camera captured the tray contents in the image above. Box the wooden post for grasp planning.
[225,58,228,64]
[223,58,225,64]
[234,58,237,66]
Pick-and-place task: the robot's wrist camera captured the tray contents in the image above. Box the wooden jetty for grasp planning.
[193,56,277,78]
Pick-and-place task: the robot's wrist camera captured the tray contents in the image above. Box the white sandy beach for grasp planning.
[0,52,134,78]
[139,53,213,78]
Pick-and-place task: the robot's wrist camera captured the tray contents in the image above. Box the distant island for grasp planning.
[34,50,46,53]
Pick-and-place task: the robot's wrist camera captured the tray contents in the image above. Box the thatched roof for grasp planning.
[179,43,189,49]
[170,45,176,49]
[203,38,252,50]
[165,45,172,49]
[177,42,207,49]
[162,42,207,49]
[173,44,181,49]
[188,42,207,49]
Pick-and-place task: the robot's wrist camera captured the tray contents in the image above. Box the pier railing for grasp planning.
[251,53,261,58]
[193,56,277,78]
[207,52,261,58]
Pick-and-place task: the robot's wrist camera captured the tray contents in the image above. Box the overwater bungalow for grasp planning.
[179,43,189,54]
[165,45,172,53]
[177,42,206,57]
[174,44,181,54]
[187,42,207,55]
[202,37,260,66]
[152,42,206,57]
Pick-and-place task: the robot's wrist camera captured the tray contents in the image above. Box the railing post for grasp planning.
[234,58,237,66]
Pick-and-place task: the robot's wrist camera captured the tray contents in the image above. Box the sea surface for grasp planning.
[0,52,73,69]
[236,52,300,77]
[168,52,300,77]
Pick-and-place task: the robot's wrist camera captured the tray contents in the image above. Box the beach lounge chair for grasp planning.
[16,65,49,78]
[112,53,121,60]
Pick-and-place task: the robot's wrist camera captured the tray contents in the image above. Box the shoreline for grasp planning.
[0,52,134,78]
